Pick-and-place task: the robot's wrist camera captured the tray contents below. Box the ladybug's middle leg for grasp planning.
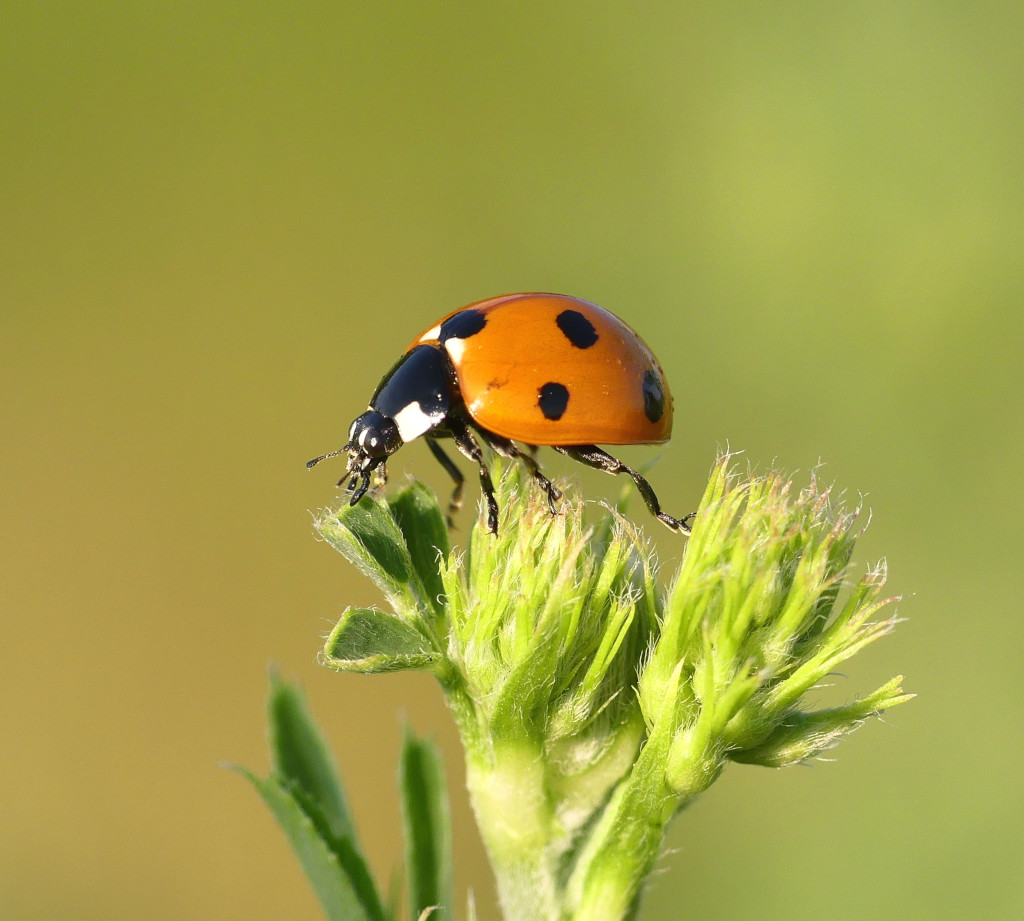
[425,437,465,528]
[475,430,562,516]
[555,445,694,534]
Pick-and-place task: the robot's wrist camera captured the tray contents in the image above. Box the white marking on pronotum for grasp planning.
[421,323,442,341]
[393,401,442,442]
[445,337,467,364]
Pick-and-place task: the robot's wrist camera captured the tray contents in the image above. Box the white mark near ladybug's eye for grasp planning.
[393,401,443,442]
[445,337,467,364]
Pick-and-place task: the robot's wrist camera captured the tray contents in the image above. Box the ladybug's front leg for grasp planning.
[348,470,372,506]
[448,420,500,534]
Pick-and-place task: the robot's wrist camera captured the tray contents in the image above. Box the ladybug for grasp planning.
[308,293,692,534]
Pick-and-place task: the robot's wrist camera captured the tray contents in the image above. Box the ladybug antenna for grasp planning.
[306,445,351,469]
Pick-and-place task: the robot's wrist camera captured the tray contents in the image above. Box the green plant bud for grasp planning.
[308,453,911,921]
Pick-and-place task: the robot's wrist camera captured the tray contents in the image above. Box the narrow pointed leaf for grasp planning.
[268,674,357,842]
[239,770,377,921]
[730,676,914,767]
[399,730,452,921]
[386,866,404,921]
[290,785,388,921]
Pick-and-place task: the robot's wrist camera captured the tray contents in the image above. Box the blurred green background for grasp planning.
[2,2,1021,919]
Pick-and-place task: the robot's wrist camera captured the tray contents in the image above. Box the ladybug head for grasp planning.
[306,410,404,507]
[342,409,403,478]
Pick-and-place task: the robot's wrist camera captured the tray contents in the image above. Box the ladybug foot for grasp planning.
[543,482,563,516]
[484,496,500,534]
[659,510,696,534]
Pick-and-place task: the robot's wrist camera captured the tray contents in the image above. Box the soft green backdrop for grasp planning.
[2,3,1021,919]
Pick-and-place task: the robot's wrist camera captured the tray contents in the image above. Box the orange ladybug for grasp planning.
[309,293,692,534]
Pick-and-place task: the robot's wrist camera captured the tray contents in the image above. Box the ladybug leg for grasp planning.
[478,431,562,516]
[349,470,372,506]
[345,455,385,506]
[426,437,465,528]
[554,445,695,534]
[370,460,388,495]
[449,421,500,534]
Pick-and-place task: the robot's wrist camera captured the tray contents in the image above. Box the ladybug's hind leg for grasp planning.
[555,445,694,534]
[425,437,465,529]
[477,430,562,516]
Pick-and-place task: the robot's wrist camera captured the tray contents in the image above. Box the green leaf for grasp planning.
[385,865,404,921]
[239,769,379,921]
[252,677,386,920]
[316,499,419,614]
[268,674,357,842]
[399,729,453,921]
[324,607,441,673]
[388,483,450,619]
[730,676,915,767]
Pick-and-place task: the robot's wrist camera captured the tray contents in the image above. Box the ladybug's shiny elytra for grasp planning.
[309,293,693,534]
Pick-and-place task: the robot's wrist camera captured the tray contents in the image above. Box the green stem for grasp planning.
[465,743,561,921]
[462,715,651,921]
[566,730,682,921]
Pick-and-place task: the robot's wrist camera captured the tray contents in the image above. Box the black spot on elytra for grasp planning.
[538,382,570,420]
[642,370,665,423]
[556,309,599,349]
[439,308,487,342]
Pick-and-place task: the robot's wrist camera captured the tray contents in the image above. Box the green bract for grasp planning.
[289,454,910,921]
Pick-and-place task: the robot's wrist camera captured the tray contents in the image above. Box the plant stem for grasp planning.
[466,744,561,921]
